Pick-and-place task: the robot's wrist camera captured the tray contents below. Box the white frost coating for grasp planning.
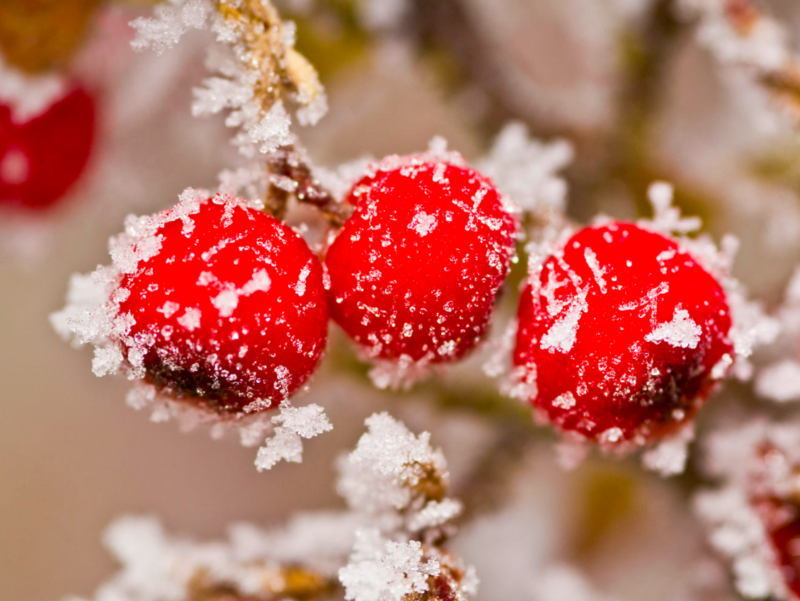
[177,307,202,331]
[132,0,326,157]
[211,269,271,317]
[756,360,800,403]
[583,247,606,293]
[552,392,576,409]
[409,211,438,237]
[642,424,695,477]
[338,413,448,517]
[645,306,702,349]
[0,56,67,122]
[72,512,356,601]
[477,122,572,215]
[255,403,333,471]
[640,181,701,235]
[339,531,439,601]
[540,292,587,353]
[130,0,213,54]
[405,499,462,532]
[64,415,476,601]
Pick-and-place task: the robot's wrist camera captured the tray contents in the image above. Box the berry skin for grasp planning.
[0,85,95,210]
[325,155,517,367]
[115,197,328,414]
[513,222,733,446]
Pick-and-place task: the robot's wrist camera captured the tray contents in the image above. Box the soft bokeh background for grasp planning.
[4,1,800,599]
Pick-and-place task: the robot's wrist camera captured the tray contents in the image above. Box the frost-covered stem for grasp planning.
[216,0,320,117]
[266,146,351,227]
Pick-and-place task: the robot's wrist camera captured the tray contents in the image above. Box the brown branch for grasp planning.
[265,146,351,227]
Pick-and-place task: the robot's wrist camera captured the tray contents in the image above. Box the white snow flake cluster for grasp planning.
[65,414,478,601]
[131,0,327,158]
[694,418,800,600]
[477,122,573,217]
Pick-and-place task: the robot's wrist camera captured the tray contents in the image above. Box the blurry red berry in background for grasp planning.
[0,85,95,211]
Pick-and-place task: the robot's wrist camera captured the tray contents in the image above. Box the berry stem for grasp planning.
[265,145,351,227]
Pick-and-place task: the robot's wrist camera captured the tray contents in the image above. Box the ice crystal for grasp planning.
[340,531,439,601]
[478,122,573,216]
[255,402,333,470]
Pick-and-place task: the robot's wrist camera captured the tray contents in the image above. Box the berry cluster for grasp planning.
[59,149,738,454]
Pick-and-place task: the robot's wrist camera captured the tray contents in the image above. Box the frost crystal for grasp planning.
[69,415,476,601]
[130,0,213,54]
[340,532,439,601]
[338,413,454,527]
[255,403,333,471]
[478,122,572,216]
[645,306,702,349]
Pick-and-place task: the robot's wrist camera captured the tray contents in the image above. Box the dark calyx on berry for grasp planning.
[513,221,733,445]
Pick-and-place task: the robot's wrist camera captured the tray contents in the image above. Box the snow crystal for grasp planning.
[640,181,701,235]
[409,211,438,237]
[340,531,439,601]
[645,306,701,349]
[540,292,587,353]
[552,392,576,409]
[477,122,572,215]
[336,413,465,537]
[255,403,332,471]
[211,269,271,317]
[642,424,694,477]
[583,247,607,294]
[405,499,462,532]
[130,0,213,54]
[177,307,202,331]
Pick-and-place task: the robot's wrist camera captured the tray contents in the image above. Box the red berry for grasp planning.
[325,154,517,368]
[0,85,95,211]
[115,195,328,414]
[753,496,800,600]
[513,222,733,446]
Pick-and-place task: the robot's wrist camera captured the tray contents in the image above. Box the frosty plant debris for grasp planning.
[66,414,477,601]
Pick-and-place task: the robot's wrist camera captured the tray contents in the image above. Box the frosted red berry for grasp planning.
[115,196,328,414]
[513,222,733,446]
[0,85,95,211]
[325,155,517,366]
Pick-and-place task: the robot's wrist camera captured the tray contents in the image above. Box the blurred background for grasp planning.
[4,0,800,599]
